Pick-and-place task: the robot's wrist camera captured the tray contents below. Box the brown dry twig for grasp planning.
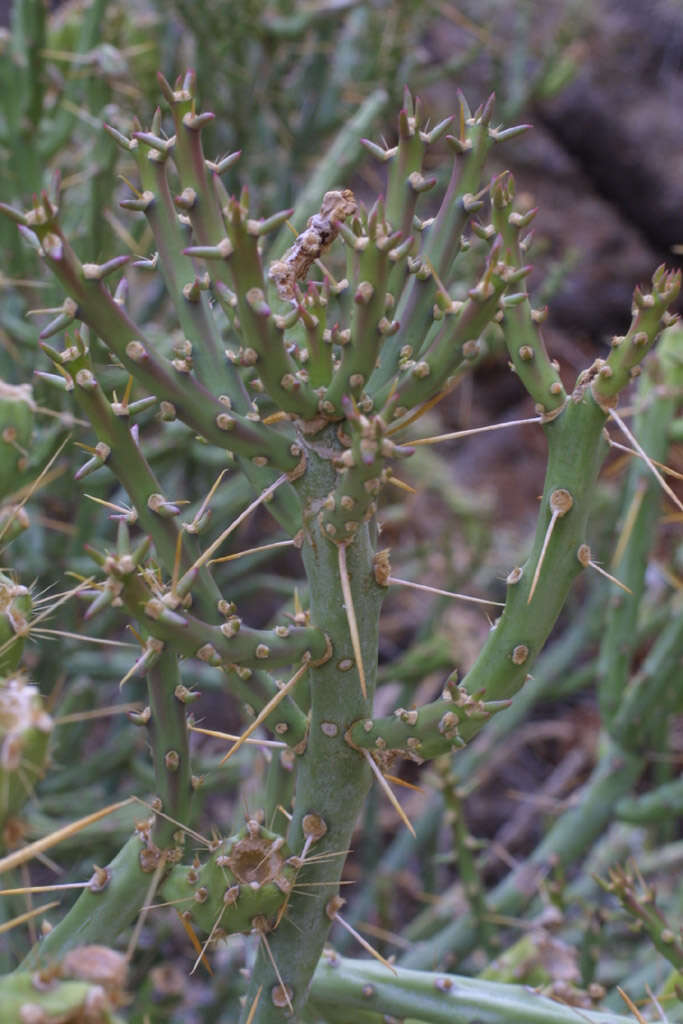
[268,189,357,300]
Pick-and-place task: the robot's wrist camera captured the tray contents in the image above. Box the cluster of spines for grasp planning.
[161,820,298,937]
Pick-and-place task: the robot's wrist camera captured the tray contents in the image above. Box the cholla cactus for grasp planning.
[0,72,679,1023]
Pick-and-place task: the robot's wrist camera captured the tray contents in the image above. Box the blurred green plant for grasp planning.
[159,0,587,214]
[0,0,161,375]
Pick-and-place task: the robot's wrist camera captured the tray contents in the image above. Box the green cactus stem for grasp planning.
[0,573,31,675]
[616,777,683,824]
[309,954,636,1024]
[44,331,223,622]
[241,427,386,1021]
[145,649,193,850]
[437,760,495,955]
[370,93,522,393]
[25,833,164,966]
[591,265,680,403]
[401,739,643,969]
[478,930,579,988]
[347,679,510,760]
[0,674,52,841]
[161,820,297,937]
[0,970,124,1024]
[597,862,683,973]
[348,382,641,763]
[490,172,567,414]
[0,381,35,500]
[0,197,300,474]
[340,589,607,944]
[92,549,329,671]
[598,353,679,735]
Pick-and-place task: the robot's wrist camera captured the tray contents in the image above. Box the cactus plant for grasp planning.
[0,0,162,379]
[0,674,53,845]
[0,71,680,1023]
[0,944,127,1023]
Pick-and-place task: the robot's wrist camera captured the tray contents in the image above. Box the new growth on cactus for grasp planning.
[0,70,680,1023]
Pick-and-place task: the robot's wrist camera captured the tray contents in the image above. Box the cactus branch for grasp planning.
[311,955,637,1024]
